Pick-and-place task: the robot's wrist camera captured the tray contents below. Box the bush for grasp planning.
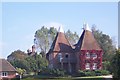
[77,70,110,77]
[78,70,85,76]
[39,68,65,77]
[94,70,102,76]
[100,70,110,75]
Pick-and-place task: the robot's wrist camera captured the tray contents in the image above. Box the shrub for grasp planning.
[78,70,86,76]
[100,70,110,75]
[94,70,102,76]
[39,68,65,77]
[77,70,110,77]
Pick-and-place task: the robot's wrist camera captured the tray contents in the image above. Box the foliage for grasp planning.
[7,50,48,73]
[91,26,116,73]
[102,61,111,72]
[10,59,30,71]
[91,26,116,62]
[7,50,28,61]
[65,30,79,45]
[16,67,26,75]
[34,26,57,54]
[100,70,110,75]
[39,68,65,77]
[34,26,79,55]
[77,70,110,77]
[111,49,120,78]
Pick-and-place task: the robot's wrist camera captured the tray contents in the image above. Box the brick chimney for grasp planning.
[32,45,36,53]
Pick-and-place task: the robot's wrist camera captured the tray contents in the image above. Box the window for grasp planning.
[58,53,62,62]
[58,53,62,58]
[93,63,97,70]
[2,72,8,77]
[65,53,68,58]
[86,52,90,58]
[92,53,97,59]
[85,63,90,70]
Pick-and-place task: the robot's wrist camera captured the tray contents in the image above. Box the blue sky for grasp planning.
[1,2,118,58]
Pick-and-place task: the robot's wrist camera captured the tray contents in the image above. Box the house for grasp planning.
[46,26,76,73]
[46,23,103,73]
[0,59,17,79]
[75,23,103,70]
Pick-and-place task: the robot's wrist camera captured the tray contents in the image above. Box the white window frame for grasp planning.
[93,63,97,70]
[86,52,90,59]
[85,63,90,70]
[58,53,62,62]
[1,72,8,77]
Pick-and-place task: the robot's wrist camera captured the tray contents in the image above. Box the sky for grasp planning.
[1,2,118,59]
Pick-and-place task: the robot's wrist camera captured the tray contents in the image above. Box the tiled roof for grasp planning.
[48,32,73,54]
[0,59,16,72]
[75,29,102,51]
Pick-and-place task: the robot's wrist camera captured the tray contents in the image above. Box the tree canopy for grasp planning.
[91,26,116,61]
[7,50,28,61]
[111,49,120,78]
[34,26,79,54]
[7,50,48,72]
[34,26,57,54]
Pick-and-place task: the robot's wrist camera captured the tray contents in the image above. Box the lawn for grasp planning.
[22,75,107,80]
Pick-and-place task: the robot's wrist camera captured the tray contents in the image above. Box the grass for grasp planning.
[22,75,106,80]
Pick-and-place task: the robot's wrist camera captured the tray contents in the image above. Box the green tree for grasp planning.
[16,67,26,78]
[91,25,116,73]
[34,26,57,55]
[91,26,116,61]
[111,49,120,78]
[34,26,79,55]
[7,50,48,73]
[65,30,79,45]
[10,59,30,71]
[7,50,28,61]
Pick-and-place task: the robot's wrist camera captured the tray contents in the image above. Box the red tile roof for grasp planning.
[75,30,102,51]
[0,59,16,72]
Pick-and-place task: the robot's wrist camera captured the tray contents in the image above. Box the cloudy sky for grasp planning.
[1,2,118,58]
